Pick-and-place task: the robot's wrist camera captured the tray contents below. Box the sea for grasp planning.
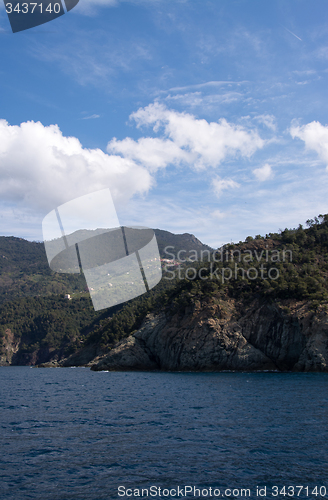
[0,367,327,500]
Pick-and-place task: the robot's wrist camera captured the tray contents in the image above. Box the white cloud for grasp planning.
[0,119,152,213]
[111,102,264,171]
[0,107,265,240]
[253,163,273,181]
[30,29,154,91]
[168,81,248,92]
[212,177,240,197]
[82,114,100,120]
[292,70,316,76]
[107,136,193,172]
[290,121,328,166]
[254,114,276,132]
[211,209,226,220]
[165,91,243,109]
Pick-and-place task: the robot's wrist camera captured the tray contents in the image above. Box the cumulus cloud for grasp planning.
[0,105,266,236]
[108,136,193,172]
[0,119,152,213]
[110,102,264,171]
[212,177,240,197]
[290,121,328,167]
[253,163,273,181]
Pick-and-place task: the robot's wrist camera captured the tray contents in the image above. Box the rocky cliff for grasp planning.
[3,217,328,372]
[90,297,328,372]
[0,329,20,365]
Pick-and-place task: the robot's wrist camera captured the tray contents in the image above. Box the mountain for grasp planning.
[154,229,213,259]
[0,236,87,305]
[0,229,212,365]
[0,230,212,303]
[2,217,328,371]
[65,217,328,372]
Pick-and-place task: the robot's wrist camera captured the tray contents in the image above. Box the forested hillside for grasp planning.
[1,216,328,368]
[83,215,328,354]
[0,229,210,365]
[87,216,328,373]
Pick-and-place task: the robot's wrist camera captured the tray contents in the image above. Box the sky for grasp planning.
[0,0,327,247]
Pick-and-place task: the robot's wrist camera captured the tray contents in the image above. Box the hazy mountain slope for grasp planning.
[0,229,211,365]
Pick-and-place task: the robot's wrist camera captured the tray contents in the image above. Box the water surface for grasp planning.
[1,367,327,499]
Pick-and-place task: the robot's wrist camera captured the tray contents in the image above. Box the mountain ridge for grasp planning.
[2,217,328,371]
[0,228,211,366]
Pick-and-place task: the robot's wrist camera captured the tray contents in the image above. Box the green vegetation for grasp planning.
[0,295,98,353]
[83,215,328,349]
[0,236,88,304]
[1,217,328,365]
[0,230,204,363]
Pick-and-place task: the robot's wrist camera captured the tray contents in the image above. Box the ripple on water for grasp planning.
[0,368,327,500]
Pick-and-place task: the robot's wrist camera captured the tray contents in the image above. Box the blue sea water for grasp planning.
[0,368,327,500]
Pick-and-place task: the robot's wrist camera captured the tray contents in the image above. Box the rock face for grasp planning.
[0,329,20,365]
[91,298,328,372]
[0,335,64,366]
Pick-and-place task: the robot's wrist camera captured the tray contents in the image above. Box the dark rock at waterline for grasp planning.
[91,298,328,372]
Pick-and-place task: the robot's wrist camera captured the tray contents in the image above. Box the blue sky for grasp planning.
[0,0,327,247]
